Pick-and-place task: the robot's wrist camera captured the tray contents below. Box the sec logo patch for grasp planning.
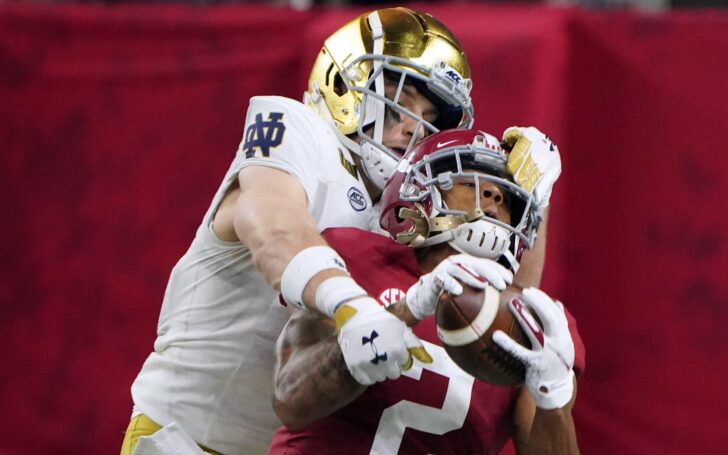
[378,288,406,308]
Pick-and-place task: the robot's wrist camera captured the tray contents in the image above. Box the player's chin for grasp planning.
[387,146,407,159]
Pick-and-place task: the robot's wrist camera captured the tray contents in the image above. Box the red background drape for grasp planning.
[2,3,727,454]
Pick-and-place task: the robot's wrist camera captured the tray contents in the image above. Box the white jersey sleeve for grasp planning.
[233,96,327,205]
[131,96,381,455]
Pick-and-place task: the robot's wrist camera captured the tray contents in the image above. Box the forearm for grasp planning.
[273,331,365,429]
[273,301,420,429]
[235,167,348,310]
[513,379,579,455]
[513,208,549,289]
[387,300,420,327]
[235,194,327,291]
[516,408,579,455]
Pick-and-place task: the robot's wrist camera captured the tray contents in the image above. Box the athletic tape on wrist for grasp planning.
[315,276,368,317]
[280,246,349,309]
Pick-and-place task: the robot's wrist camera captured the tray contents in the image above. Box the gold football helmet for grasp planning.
[306,7,473,189]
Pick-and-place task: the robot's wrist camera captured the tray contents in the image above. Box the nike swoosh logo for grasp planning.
[437,140,458,148]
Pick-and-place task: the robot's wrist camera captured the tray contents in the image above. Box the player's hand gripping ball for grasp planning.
[436,284,538,386]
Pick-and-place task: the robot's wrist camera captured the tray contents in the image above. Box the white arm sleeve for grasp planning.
[234,96,325,206]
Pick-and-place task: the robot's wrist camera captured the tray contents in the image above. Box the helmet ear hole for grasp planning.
[333,72,348,97]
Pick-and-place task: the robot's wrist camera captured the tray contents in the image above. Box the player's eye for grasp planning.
[454,180,476,188]
[423,111,438,126]
[384,105,402,124]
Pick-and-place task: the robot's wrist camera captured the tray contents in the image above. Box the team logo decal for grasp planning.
[243,112,286,158]
[378,288,406,308]
[347,187,367,211]
[445,69,462,84]
[362,330,387,364]
[339,150,358,179]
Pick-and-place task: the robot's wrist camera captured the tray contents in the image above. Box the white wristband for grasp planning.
[314,276,368,317]
[280,246,348,309]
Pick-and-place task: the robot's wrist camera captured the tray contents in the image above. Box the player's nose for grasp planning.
[402,114,426,144]
[480,182,505,217]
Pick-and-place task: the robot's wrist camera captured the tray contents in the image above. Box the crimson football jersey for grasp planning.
[269,227,585,455]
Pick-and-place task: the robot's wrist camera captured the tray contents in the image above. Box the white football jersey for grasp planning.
[131,96,382,454]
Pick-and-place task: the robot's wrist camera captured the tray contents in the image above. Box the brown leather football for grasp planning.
[436,284,533,387]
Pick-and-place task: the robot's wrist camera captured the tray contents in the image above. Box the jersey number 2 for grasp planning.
[369,341,475,454]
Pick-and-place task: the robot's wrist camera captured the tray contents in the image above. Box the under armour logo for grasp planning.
[362,330,387,364]
[243,112,286,158]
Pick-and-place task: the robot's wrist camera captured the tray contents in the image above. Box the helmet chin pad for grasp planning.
[360,141,398,190]
[447,219,511,259]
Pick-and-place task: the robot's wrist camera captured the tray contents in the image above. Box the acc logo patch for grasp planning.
[445,69,462,85]
[243,112,286,158]
[347,187,367,212]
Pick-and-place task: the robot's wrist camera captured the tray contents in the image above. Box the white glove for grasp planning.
[335,296,432,385]
[502,126,562,209]
[405,254,513,320]
[492,287,575,410]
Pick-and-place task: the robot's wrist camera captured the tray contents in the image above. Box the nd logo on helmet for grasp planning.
[243,112,286,158]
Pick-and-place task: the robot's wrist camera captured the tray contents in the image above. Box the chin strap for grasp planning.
[307,78,396,191]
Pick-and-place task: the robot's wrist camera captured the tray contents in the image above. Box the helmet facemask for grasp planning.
[396,135,541,272]
[306,8,473,190]
[353,59,473,189]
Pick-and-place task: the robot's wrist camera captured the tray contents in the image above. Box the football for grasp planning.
[436,284,535,387]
